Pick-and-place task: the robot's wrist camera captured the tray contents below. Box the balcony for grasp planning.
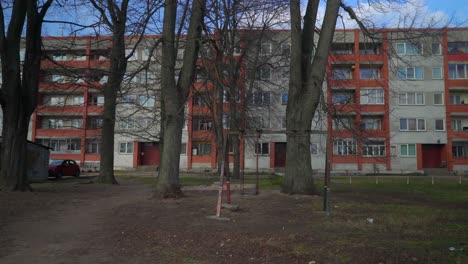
[35,128,83,138]
[36,105,84,115]
[359,43,384,61]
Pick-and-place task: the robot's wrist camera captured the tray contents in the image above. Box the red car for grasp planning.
[48,160,81,179]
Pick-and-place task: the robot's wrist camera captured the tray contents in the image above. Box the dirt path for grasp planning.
[0,178,152,264]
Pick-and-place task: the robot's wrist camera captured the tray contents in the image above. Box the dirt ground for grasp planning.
[0,175,466,264]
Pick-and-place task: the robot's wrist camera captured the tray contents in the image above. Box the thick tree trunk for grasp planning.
[0,106,30,191]
[155,110,184,197]
[98,90,118,184]
[283,0,340,194]
[215,85,224,173]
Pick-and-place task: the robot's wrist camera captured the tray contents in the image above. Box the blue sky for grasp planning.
[426,0,468,19]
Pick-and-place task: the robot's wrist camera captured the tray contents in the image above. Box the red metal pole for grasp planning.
[256,132,260,195]
[225,135,231,204]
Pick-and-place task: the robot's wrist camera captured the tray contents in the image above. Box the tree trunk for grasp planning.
[215,85,224,174]
[283,0,340,194]
[98,88,118,184]
[156,0,205,197]
[0,105,30,191]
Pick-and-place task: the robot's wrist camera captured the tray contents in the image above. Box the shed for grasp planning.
[0,138,50,183]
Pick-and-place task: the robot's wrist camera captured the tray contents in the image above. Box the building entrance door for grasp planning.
[421,144,443,168]
[140,142,160,166]
[274,142,287,168]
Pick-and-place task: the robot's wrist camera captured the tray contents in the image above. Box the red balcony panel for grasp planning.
[89,60,110,68]
[87,105,104,114]
[359,79,385,87]
[329,54,355,62]
[84,154,100,162]
[85,129,102,137]
[36,129,82,137]
[332,131,354,137]
[362,157,386,164]
[452,158,468,166]
[39,83,87,93]
[192,130,212,138]
[191,106,211,114]
[451,131,468,138]
[330,104,357,114]
[360,105,385,112]
[37,105,84,114]
[448,105,468,113]
[41,60,88,68]
[359,54,384,61]
[192,156,212,163]
[447,79,468,87]
[329,79,357,87]
[361,130,386,138]
[332,155,358,163]
[447,54,468,61]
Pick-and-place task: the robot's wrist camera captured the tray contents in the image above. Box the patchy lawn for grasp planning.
[0,174,467,264]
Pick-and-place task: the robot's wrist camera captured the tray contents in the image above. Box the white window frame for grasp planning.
[433,93,444,105]
[119,142,134,154]
[362,141,386,157]
[399,118,426,131]
[432,42,442,55]
[435,119,445,131]
[398,92,425,105]
[396,42,423,55]
[400,144,416,157]
[333,139,357,156]
[398,67,424,80]
[360,89,384,105]
[260,42,272,55]
[360,118,382,130]
[432,67,443,79]
[254,142,270,155]
[310,143,319,156]
[452,119,463,131]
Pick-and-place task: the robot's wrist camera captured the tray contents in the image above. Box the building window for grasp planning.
[139,95,155,108]
[434,93,444,105]
[450,94,465,105]
[180,143,187,155]
[118,118,137,130]
[260,42,272,55]
[125,49,138,61]
[452,142,468,158]
[119,142,133,154]
[397,67,424,80]
[222,89,240,103]
[360,89,384,104]
[255,143,269,155]
[432,43,442,55]
[88,94,104,105]
[247,91,270,106]
[332,92,354,105]
[432,67,443,79]
[360,117,382,130]
[331,43,354,55]
[400,118,426,131]
[332,117,354,130]
[257,66,271,80]
[332,68,353,80]
[398,92,425,105]
[448,64,468,79]
[192,117,213,131]
[281,92,288,105]
[281,43,291,56]
[435,119,445,131]
[362,141,385,157]
[400,144,416,157]
[396,42,422,55]
[448,42,468,54]
[333,139,356,156]
[451,119,463,131]
[192,142,211,156]
[47,119,63,129]
[281,116,287,129]
[86,138,101,154]
[310,143,319,156]
[87,117,103,129]
[120,95,137,105]
[37,138,81,154]
[359,68,380,79]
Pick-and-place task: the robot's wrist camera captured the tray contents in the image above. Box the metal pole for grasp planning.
[225,136,231,204]
[255,132,260,195]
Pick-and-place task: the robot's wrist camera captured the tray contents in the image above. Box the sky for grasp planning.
[426,0,468,21]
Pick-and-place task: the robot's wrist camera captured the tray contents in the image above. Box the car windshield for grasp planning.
[49,160,63,165]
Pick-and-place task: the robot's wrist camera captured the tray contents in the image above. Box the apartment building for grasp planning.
[21,27,468,174]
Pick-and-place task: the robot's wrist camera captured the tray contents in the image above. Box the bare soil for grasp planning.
[0,176,466,264]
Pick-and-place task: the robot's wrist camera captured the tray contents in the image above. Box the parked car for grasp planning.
[48,160,81,179]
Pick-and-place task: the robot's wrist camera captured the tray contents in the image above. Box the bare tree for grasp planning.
[0,0,54,191]
[89,0,159,184]
[283,0,341,194]
[156,0,206,197]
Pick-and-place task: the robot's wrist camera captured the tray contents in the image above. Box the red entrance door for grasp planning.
[140,142,160,166]
[274,143,287,167]
[422,144,443,168]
